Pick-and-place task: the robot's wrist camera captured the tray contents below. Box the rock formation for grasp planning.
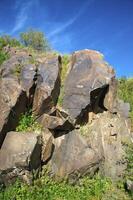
[0,47,132,186]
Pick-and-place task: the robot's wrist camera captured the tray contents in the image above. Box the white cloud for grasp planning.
[11,0,38,34]
[48,0,95,38]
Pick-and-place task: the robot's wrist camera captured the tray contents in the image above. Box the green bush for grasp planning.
[20,29,51,51]
[0,35,20,50]
[0,51,9,65]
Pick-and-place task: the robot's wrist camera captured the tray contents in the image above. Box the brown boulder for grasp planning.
[0,131,41,186]
[63,50,116,122]
[49,130,100,180]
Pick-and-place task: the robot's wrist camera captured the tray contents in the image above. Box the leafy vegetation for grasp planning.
[118,77,133,130]
[0,173,131,200]
[0,35,20,50]
[20,29,51,51]
[0,51,9,65]
[16,111,42,132]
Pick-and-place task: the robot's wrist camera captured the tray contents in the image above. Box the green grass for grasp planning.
[57,54,70,107]
[0,173,131,200]
[16,111,42,132]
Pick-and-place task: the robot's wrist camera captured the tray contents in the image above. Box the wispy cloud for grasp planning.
[48,0,95,38]
[11,0,37,34]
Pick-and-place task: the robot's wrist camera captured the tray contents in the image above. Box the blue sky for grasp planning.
[0,0,133,77]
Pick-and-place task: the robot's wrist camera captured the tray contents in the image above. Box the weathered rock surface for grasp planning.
[20,63,36,105]
[0,78,27,147]
[104,77,118,113]
[41,129,53,163]
[38,113,74,131]
[86,112,131,180]
[33,56,61,116]
[0,52,32,79]
[63,50,116,122]
[49,130,100,180]
[0,132,41,186]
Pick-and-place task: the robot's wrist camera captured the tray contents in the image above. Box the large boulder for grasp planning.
[49,130,100,181]
[0,132,41,186]
[85,112,131,180]
[33,55,61,116]
[0,78,27,147]
[63,50,116,122]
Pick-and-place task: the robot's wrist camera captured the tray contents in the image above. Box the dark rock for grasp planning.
[86,112,131,180]
[49,130,100,180]
[20,64,37,106]
[104,77,118,113]
[0,132,41,186]
[33,55,61,116]
[63,50,116,122]
[0,78,27,147]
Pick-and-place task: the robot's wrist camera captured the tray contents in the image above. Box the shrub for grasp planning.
[20,29,51,52]
[0,51,9,65]
[0,35,20,50]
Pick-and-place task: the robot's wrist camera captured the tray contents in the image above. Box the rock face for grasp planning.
[0,51,32,79]
[20,63,36,103]
[86,112,131,180]
[63,50,116,122]
[0,48,132,185]
[49,130,100,180]
[0,132,41,186]
[0,78,27,147]
[33,56,61,116]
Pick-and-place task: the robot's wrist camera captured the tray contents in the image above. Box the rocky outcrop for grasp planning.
[33,55,61,116]
[0,132,41,186]
[63,50,116,122]
[0,48,132,186]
